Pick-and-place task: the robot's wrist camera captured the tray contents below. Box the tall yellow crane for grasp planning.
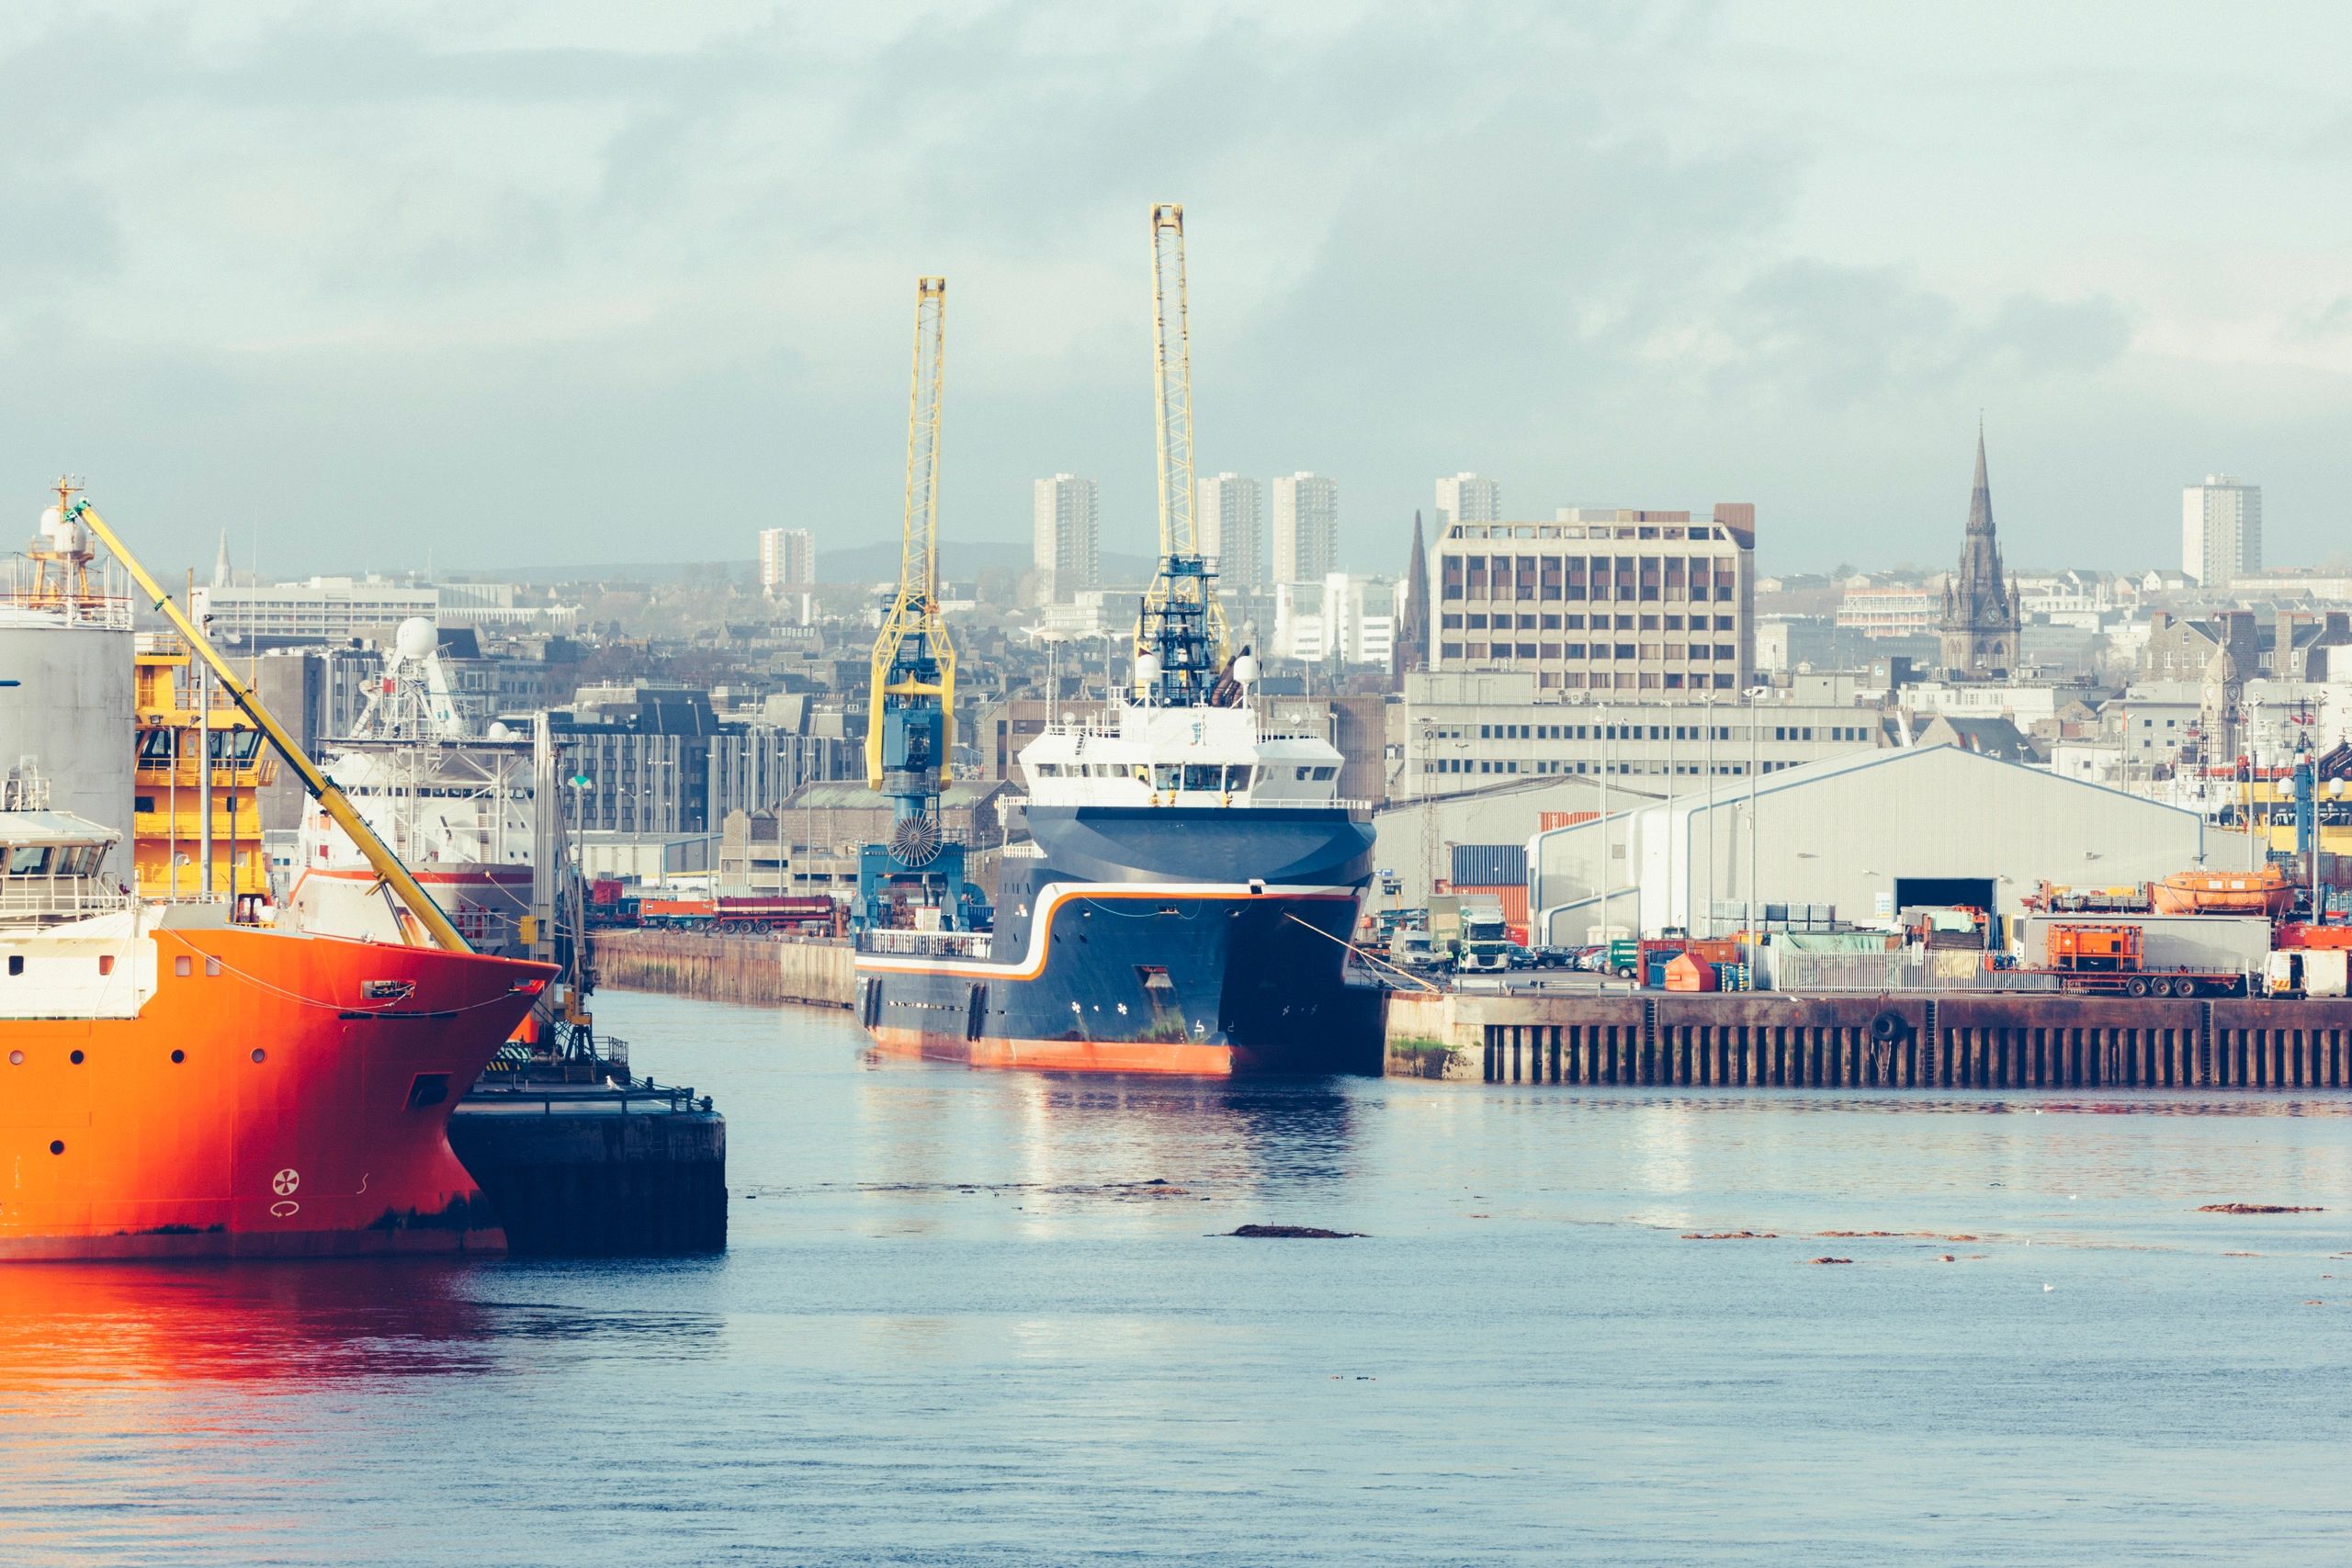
[859,276,976,929]
[865,275,955,794]
[1136,203,1230,704]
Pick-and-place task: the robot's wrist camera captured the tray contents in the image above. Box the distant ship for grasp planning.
[286,617,535,955]
[855,651,1378,1075]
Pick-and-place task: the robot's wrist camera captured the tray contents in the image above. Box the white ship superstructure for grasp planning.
[286,618,535,953]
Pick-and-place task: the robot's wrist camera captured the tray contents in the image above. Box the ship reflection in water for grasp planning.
[6,991,2352,1566]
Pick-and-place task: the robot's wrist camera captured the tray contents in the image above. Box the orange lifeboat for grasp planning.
[2149,866,2293,918]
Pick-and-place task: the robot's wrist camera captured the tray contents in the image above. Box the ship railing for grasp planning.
[0,878,131,919]
[1000,840,1045,859]
[858,928,996,960]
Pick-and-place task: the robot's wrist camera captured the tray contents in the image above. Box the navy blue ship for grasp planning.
[855,705,1377,1072]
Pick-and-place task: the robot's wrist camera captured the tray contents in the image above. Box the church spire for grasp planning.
[211,529,232,589]
[1966,423,1995,536]
[1394,509,1431,682]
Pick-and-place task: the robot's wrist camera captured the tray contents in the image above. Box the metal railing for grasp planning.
[0,878,131,920]
[858,928,995,960]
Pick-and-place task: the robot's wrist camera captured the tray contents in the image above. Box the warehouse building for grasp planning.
[1529,744,2233,944]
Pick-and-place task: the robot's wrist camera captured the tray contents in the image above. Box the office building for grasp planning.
[1430,504,1758,697]
[1273,573,1397,666]
[192,577,439,647]
[1032,474,1100,604]
[1196,473,1263,595]
[2183,475,2261,588]
[1272,473,1339,584]
[1396,671,1881,802]
[1434,472,1501,527]
[759,527,816,596]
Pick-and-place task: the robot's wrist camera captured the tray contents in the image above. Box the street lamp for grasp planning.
[1746,684,1770,942]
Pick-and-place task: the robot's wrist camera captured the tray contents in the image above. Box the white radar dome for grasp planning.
[1136,652,1163,686]
[486,721,514,742]
[1231,654,1259,687]
[394,617,437,660]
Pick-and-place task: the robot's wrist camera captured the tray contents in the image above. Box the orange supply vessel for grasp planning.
[0,790,551,1258]
[0,481,554,1259]
[2149,866,2293,918]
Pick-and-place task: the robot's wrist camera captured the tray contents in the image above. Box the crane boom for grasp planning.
[1136,204,1230,705]
[69,496,471,953]
[865,276,956,792]
[1149,203,1197,559]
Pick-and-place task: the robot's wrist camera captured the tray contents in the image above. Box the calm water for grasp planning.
[6,992,2352,1565]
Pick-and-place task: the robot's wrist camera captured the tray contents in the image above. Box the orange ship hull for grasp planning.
[0,922,551,1260]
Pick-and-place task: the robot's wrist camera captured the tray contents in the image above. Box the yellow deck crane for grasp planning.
[1134,203,1232,705]
[856,276,978,930]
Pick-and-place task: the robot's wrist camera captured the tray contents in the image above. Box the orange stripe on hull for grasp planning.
[0,926,550,1260]
[865,1025,1237,1077]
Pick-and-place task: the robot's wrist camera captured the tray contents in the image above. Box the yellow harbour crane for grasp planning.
[858,276,977,929]
[1135,203,1231,705]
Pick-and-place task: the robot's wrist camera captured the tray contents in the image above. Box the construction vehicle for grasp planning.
[855,276,985,934]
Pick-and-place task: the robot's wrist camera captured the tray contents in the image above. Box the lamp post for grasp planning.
[1598,702,1611,945]
[2248,694,2265,872]
[1746,685,1770,944]
[1702,692,1716,938]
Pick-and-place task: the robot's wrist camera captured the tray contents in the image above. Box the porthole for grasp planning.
[250,1048,266,1064]
[69,1050,84,1066]
[6,1051,19,1066]
[170,1049,186,1064]
[48,1140,63,1156]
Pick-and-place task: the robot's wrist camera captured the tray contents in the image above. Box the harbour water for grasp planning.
[5,990,2351,1565]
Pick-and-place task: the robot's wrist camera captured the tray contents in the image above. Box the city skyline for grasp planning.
[4,6,2347,579]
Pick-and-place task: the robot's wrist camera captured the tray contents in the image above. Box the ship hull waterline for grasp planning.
[855,886,1382,1077]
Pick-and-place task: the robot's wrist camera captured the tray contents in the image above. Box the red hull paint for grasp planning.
[0,925,551,1260]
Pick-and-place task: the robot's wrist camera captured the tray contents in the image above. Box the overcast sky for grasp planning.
[4,2,2348,580]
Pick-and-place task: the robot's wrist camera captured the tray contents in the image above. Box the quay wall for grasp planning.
[594,931,855,1009]
[1396,989,2352,1091]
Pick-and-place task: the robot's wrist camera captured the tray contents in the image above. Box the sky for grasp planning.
[3,1,2349,581]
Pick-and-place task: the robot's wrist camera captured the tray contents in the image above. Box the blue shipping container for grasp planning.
[1452,843,1528,887]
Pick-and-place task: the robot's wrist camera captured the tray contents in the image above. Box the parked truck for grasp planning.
[1455,898,1515,973]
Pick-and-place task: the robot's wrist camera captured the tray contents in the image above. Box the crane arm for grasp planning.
[865,276,956,790]
[72,499,473,953]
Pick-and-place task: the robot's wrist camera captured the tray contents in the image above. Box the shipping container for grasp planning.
[1451,843,1528,888]
[1538,810,1599,832]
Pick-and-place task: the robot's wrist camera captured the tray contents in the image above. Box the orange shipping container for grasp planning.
[1539,810,1600,832]
[1453,884,1529,926]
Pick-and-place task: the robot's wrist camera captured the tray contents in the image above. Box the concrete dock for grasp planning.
[1386,987,2352,1089]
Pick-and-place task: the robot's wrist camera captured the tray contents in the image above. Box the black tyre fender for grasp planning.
[1870,1009,1908,1044]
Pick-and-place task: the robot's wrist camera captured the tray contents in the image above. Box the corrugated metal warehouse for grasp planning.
[1530,744,2240,943]
[1374,773,1639,908]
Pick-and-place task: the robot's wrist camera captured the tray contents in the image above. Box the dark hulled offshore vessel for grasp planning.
[853,210,1378,1073]
[855,670,1376,1073]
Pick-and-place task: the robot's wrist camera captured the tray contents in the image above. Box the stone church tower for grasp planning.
[1939,427,2022,678]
